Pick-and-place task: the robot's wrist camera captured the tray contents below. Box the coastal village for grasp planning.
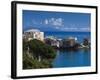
[23,28,91,69]
[23,29,90,50]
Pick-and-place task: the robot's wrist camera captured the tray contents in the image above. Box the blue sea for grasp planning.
[44,32,91,68]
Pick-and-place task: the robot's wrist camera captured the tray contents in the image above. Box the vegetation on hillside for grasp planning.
[23,39,56,69]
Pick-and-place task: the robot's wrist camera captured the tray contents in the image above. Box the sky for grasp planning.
[23,10,91,32]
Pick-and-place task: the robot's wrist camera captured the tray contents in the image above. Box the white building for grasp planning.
[23,29,44,41]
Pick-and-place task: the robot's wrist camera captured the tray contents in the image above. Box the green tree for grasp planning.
[28,39,56,59]
[23,39,56,69]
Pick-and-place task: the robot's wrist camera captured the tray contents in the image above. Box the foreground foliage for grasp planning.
[23,39,56,69]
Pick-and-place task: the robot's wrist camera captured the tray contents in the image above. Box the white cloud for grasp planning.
[31,18,90,32]
[60,27,90,32]
[32,19,43,25]
[44,17,64,26]
[44,19,48,24]
[55,26,60,29]
[32,19,37,24]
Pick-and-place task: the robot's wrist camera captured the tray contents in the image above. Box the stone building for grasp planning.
[23,29,44,41]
